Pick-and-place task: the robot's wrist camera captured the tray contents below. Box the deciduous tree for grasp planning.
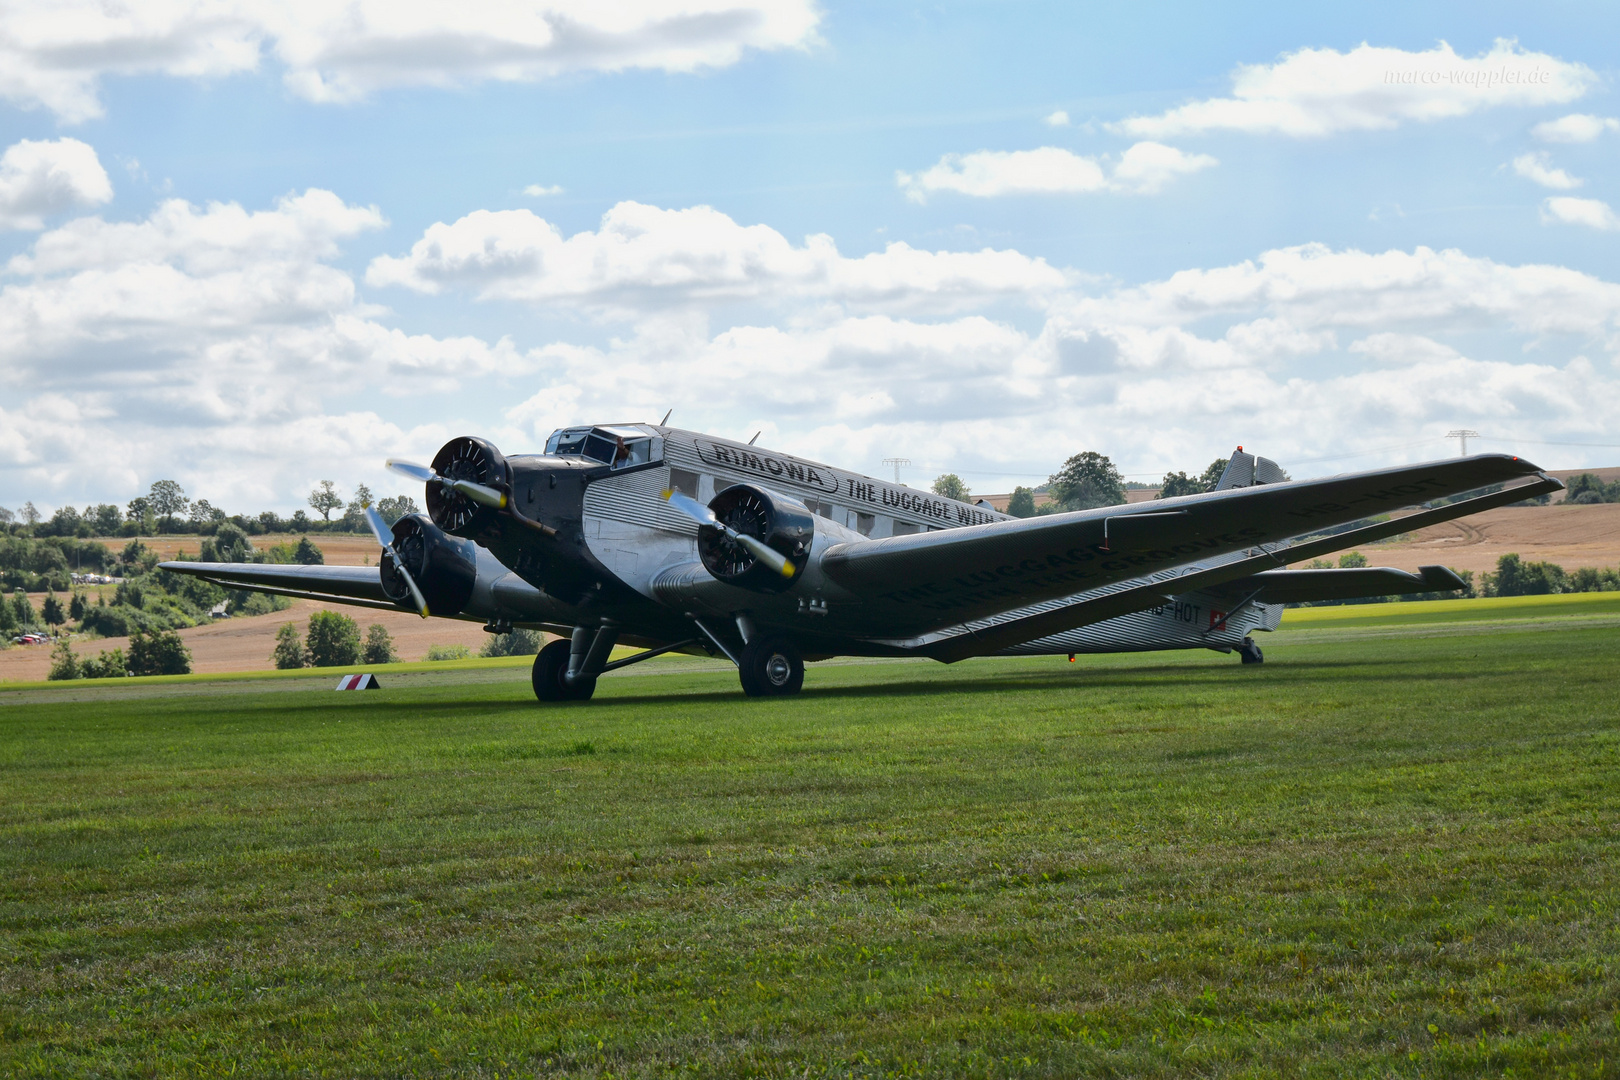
[148,480,189,530]
[930,474,970,502]
[308,481,343,522]
[1047,452,1126,511]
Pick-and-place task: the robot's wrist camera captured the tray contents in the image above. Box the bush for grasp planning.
[229,590,291,617]
[361,624,398,665]
[480,629,544,657]
[425,643,471,661]
[128,628,191,676]
[81,647,128,678]
[272,622,309,669]
[1005,487,1035,518]
[47,639,79,681]
[293,537,325,565]
[1486,553,1567,597]
[306,610,360,667]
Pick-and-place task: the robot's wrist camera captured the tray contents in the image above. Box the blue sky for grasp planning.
[2,0,1619,515]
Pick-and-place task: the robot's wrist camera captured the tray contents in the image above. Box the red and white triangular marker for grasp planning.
[335,673,381,690]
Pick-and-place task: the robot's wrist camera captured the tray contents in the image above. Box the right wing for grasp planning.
[159,562,403,612]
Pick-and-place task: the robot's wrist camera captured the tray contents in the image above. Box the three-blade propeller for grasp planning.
[364,505,430,618]
[386,458,508,509]
[663,489,795,579]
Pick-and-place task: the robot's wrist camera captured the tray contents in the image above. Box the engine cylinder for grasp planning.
[380,514,479,616]
[426,435,508,536]
[698,484,813,593]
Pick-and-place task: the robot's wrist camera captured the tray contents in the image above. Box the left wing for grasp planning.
[159,562,402,611]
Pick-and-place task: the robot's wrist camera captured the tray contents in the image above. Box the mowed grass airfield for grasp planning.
[3,595,1619,1077]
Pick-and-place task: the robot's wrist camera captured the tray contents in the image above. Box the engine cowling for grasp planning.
[426,435,509,536]
[380,514,479,616]
[699,484,813,593]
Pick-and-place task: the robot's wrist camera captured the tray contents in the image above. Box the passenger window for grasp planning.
[668,468,700,499]
[855,512,875,536]
[892,522,920,536]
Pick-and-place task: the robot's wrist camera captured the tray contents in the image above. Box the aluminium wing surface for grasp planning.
[820,454,1549,639]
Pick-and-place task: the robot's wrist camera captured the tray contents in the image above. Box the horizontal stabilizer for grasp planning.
[1206,565,1466,605]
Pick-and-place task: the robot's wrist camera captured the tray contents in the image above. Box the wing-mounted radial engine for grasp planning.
[378,513,479,617]
[696,484,814,593]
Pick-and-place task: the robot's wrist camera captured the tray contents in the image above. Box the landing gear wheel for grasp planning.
[1238,637,1264,665]
[532,640,597,702]
[738,637,804,697]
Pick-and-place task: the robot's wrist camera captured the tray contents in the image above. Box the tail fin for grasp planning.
[1215,447,1289,490]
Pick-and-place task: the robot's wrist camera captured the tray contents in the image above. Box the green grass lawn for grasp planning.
[2,608,1617,1077]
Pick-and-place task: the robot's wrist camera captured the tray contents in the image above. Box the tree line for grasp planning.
[930,453,1234,517]
[1,479,419,540]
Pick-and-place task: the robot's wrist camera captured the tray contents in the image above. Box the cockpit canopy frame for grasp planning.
[545,424,663,470]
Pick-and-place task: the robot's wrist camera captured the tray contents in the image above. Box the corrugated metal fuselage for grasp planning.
[454,425,1278,660]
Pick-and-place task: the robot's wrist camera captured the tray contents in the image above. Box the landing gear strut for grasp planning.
[738,636,804,697]
[1238,636,1264,665]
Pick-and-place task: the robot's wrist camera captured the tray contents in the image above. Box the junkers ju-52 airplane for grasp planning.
[163,424,1562,700]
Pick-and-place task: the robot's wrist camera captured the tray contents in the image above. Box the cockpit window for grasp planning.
[546,426,659,468]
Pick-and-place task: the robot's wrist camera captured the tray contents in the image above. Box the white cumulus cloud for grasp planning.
[1511,151,1581,189]
[0,0,822,122]
[1541,196,1620,231]
[896,142,1216,202]
[523,184,564,197]
[0,187,535,507]
[1044,110,1071,127]
[0,138,112,230]
[1531,113,1620,142]
[365,201,1069,312]
[1114,39,1593,139]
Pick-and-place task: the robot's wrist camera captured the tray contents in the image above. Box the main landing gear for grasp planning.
[530,620,807,703]
[1237,636,1264,665]
[738,637,805,697]
[532,639,596,701]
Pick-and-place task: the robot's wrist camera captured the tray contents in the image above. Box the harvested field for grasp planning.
[0,599,514,683]
[88,533,380,565]
[1359,502,1620,576]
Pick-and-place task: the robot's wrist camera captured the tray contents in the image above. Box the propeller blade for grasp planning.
[386,458,436,483]
[386,458,507,509]
[362,503,395,549]
[735,532,796,578]
[664,489,718,527]
[443,478,508,509]
[365,505,430,619]
[662,490,794,579]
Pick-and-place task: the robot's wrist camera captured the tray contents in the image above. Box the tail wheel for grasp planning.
[738,637,804,697]
[532,640,597,702]
[1238,637,1264,665]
